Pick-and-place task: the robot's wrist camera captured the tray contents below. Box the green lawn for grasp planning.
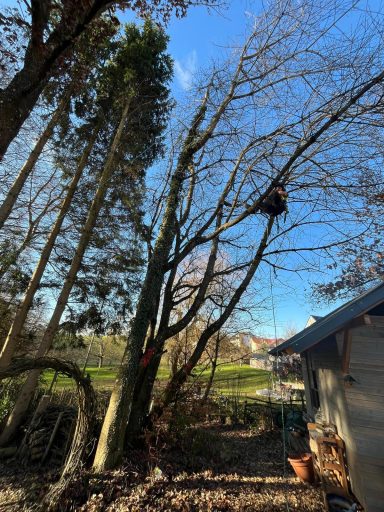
[202,364,271,396]
[43,367,119,390]
[43,363,270,398]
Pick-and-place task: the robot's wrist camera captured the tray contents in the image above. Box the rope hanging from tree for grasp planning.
[269,268,290,512]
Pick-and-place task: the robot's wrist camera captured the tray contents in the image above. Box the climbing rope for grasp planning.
[269,266,290,512]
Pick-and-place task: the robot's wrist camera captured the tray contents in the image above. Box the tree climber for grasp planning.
[259,183,288,217]
[224,183,288,218]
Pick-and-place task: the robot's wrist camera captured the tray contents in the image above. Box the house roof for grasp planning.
[252,336,283,347]
[308,315,322,321]
[269,281,384,356]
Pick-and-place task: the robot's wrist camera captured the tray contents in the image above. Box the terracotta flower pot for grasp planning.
[288,453,315,483]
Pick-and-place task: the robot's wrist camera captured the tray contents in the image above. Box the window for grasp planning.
[304,352,320,413]
[310,368,320,410]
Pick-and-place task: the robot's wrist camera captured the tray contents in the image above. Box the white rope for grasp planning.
[269,266,290,512]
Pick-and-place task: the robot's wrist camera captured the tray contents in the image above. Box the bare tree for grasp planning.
[0,86,72,229]
[93,0,384,470]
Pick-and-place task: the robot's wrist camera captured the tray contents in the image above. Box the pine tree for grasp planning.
[0,21,172,445]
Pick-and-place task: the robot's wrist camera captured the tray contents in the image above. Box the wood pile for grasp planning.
[19,404,76,467]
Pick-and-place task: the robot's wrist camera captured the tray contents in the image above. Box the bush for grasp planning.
[0,376,24,427]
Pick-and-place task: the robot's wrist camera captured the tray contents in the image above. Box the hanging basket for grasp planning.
[288,453,315,483]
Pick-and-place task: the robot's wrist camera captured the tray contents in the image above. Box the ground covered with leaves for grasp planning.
[0,425,323,511]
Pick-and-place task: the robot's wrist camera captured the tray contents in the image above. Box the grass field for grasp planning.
[43,363,271,398]
[205,364,271,396]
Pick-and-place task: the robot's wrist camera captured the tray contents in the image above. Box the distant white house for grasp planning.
[229,333,284,369]
[230,333,284,351]
[229,332,253,349]
[305,314,322,328]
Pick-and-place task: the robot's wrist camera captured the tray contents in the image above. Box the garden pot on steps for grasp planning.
[288,453,315,483]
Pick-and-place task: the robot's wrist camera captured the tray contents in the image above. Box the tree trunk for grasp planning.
[0,72,45,161]
[0,0,112,161]
[0,87,72,228]
[154,217,275,419]
[92,202,183,470]
[82,332,97,375]
[201,331,220,404]
[35,100,129,350]
[0,104,127,445]
[93,98,211,472]
[98,346,104,369]
[126,342,164,442]
[170,342,183,377]
[0,123,100,371]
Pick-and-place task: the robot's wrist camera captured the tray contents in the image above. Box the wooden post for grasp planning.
[18,394,50,458]
[41,412,64,464]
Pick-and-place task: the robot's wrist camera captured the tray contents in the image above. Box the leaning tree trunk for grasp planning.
[0,69,45,161]
[0,104,127,446]
[201,330,221,404]
[93,99,211,472]
[0,86,72,229]
[0,123,100,372]
[0,357,96,510]
[0,0,112,161]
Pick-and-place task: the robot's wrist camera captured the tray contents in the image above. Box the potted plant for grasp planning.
[287,452,315,483]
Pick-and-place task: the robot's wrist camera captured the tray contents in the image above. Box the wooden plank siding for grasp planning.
[306,319,384,511]
[300,355,314,416]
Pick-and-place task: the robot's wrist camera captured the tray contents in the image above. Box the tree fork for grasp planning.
[155,216,275,418]
[93,94,211,472]
[127,216,222,439]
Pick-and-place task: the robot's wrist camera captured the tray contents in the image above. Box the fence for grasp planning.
[243,394,306,429]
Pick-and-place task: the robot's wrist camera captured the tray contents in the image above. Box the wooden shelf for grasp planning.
[316,435,349,495]
[307,427,358,511]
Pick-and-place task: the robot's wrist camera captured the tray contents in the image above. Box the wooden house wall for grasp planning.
[300,356,313,416]
[306,317,384,512]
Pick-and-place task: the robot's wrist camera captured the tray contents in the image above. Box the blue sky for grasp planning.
[1,0,361,336]
[121,1,257,94]
[129,2,345,335]
[165,2,254,93]
[146,0,382,337]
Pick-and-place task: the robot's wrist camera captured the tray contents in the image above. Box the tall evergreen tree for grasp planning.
[0,21,172,444]
[0,0,216,159]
